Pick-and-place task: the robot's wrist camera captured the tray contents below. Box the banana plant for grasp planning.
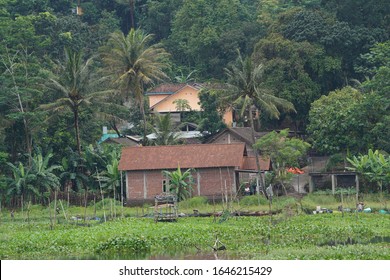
[347,149,390,192]
[162,165,194,202]
[60,148,88,207]
[7,162,37,210]
[99,158,120,199]
[31,150,62,205]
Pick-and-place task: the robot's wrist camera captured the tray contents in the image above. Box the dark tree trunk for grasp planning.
[248,106,265,194]
[73,108,81,154]
[111,120,122,137]
[140,101,147,146]
[129,0,135,29]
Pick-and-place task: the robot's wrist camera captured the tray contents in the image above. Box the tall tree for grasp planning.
[222,51,295,191]
[254,129,310,193]
[198,89,226,137]
[41,48,120,154]
[115,0,136,30]
[306,86,389,154]
[168,0,260,79]
[100,29,170,144]
[252,34,338,130]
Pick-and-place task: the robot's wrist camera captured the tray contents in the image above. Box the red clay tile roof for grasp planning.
[118,143,246,171]
[146,83,186,94]
[241,156,271,171]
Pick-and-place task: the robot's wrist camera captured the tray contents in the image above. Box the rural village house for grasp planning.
[146,83,234,126]
[118,143,270,203]
[205,127,269,156]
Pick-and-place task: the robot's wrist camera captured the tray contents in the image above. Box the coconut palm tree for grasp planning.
[100,29,170,144]
[41,48,123,154]
[222,51,295,192]
[150,113,180,146]
[173,99,192,112]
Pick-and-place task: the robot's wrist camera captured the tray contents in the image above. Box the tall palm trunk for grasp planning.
[248,106,265,194]
[73,108,81,154]
[129,0,135,29]
[140,102,148,146]
[17,93,32,164]
[53,189,58,225]
[84,186,88,222]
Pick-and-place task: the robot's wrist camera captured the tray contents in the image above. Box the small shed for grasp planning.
[154,193,178,222]
[308,171,359,194]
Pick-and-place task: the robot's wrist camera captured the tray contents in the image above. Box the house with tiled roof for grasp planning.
[118,143,270,203]
[146,83,233,126]
[204,127,269,156]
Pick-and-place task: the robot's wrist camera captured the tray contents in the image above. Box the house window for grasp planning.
[162,179,171,193]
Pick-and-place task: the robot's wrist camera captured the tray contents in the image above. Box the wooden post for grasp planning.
[125,171,129,202]
[197,171,201,196]
[309,176,314,193]
[234,171,240,194]
[331,174,337,194]
[120,171,124,218]
[143,171,147,200]
[219,168,224,206]
[96,167,106,223]
[355,173,359,197]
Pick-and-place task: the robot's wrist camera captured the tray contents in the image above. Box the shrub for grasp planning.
[95,236,150,255]
[179,196,208,208]
[92,198,121,210]
[272,196,297,209]
[239,195,268,206]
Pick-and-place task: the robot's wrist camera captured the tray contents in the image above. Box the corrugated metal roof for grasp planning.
[118,143,246,171]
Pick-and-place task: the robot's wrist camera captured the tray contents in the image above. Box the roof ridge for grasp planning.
[121,142,245,150]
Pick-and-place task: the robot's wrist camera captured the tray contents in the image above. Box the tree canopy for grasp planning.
[1,0,389,207]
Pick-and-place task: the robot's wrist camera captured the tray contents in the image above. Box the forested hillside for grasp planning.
[0,0,389,205]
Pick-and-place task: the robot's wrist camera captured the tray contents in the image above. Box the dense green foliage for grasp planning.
[149,113,180,146]
[307,85,389,154]
[198,89,226,136]
[254,129,310,189]
[1,0,389,208]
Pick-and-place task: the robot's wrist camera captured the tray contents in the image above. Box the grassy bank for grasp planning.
[0,194,389,260]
